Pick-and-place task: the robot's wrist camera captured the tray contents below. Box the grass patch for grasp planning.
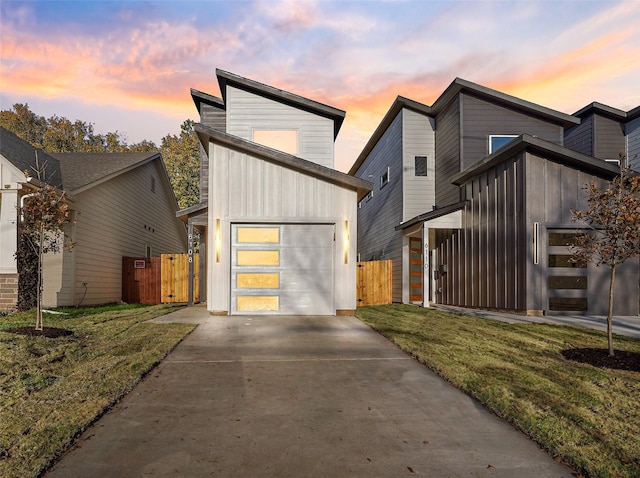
[0,304,195,478]
[357,305,640,478]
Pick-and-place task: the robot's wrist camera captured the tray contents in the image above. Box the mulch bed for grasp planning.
[562,348,640,373]
[4,326,73,338]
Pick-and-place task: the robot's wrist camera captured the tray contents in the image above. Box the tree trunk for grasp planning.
[607,264,616,357]
[35,224,44,331]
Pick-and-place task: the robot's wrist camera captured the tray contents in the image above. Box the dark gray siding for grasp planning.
[525,154,638,315]
[435,97,461,207]
[435,152,639,315]
[564,116,593,156]
[355,111,404,302]
[439,155,526,310]
[460,93,564,169]
[198,104,224,203]
[627,117,640,171]
[593,115,625,161]
[201,104,226,132]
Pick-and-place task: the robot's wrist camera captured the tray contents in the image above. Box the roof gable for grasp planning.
[195,123,372,201]
[0,127,63,187]
[49,152,160,193]
[451,134,620,186]
[433,78,579,128]
[216,69,346,138]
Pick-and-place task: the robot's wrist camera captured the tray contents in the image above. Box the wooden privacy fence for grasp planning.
[356,260,392,306]
[161,253,200,303]
[122,254,199,305]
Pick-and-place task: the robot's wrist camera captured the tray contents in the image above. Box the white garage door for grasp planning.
[231,224,334,315]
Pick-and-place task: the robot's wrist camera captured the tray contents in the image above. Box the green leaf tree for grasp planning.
[161,120,200,210]
[570,165,640,356]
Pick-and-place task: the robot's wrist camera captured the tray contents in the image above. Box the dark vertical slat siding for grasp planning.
[355,112,404,302]
[198,104,225,203]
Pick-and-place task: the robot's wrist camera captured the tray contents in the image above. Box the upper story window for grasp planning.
[414,156,428,176]
[252,129,298,155]
[150,176,156,193]
[380,167,390,188]
[489,135,518,154]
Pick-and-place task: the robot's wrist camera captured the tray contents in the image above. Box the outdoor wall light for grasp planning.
[533,222,540,265]
[344,220,349,264]
[215,218,221,263]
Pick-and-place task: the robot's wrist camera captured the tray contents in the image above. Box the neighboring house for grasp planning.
[565,102,640,171]
[349,80,639,316]
[0,127,188,310]
[179,69,371,316]
[0,127,63,312]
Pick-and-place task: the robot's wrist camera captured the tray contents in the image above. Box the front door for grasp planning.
[409,238,423,303]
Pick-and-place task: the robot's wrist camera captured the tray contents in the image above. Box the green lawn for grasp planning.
[0,304,195,478]
[356,305,640,478]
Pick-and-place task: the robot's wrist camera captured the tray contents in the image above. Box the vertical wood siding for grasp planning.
[627,117,640,171]
[593,115,625,160]
[208,143,358,313]
[402,109,436,221]
[354,111,404,302]
[43,160,188,307]
[226,86,335,168]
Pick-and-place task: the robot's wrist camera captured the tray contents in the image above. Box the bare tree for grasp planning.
[17,154,71,329]
[570,164,640,356]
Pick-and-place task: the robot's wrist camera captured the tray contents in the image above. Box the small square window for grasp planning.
[414,156,428,176]
[380,167,390,188]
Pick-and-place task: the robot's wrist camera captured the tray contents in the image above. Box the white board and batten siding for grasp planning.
[225,86,336,169]
[208,143,357,315]
[42,160,188,307]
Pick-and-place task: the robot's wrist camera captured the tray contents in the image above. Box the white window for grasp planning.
[380,167,390,188]
[252,129,298,155]
[489,135,518,154]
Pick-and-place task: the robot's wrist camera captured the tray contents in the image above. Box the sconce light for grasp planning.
[532,222,539,265]
[343,220,349,264]
[215,219,221,263]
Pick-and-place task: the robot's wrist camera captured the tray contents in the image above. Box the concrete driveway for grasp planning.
[46,308,574,477]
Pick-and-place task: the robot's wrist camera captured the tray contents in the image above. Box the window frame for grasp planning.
[380,167,390,188]
[489,134,518,154]
[414,156,428,177]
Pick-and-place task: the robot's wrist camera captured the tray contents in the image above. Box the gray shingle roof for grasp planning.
[0,127,63,187]
[49,152,160,192]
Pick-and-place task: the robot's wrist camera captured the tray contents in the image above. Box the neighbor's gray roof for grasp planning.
[49,152,161,192]
[572,102,640,122]
[194,123,372,201]
[216,69,346,138]
[348,78,579,176]
[0,127,63,187]
[451,134,620,186]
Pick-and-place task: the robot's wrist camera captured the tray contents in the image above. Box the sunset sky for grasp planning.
[1,0,639,172]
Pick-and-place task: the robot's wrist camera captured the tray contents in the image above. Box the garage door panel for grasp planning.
[231,224,334,315]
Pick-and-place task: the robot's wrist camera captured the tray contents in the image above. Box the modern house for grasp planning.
[179,69,371,316]
[0,127,188,310]
[349,79,639,316]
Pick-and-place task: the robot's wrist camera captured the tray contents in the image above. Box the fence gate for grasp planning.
[122,257,162,305]
[356,260,392,306]
[161,253,200,303]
